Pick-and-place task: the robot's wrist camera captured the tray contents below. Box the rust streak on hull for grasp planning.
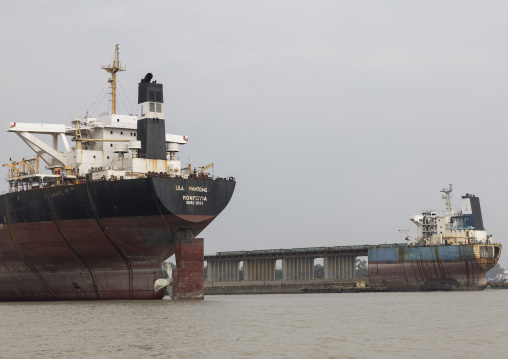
[0,177,234,301]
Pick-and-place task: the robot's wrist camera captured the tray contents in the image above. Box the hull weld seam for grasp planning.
[3,196,57,299]
[44,190,100,299]
[85,182,135,299]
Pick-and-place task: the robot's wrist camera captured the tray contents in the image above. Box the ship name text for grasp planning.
[183,195,207,206]
[175,185,208,193]
[188,186,208,192]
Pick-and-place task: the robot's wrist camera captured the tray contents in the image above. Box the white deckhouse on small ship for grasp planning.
[409,184,493,246]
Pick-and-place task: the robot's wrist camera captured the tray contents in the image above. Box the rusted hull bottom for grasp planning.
[0,177,235,301]
[0,269,167,301]
[367,245,499,292]
[0,216,211,301]
[368,260,489,291]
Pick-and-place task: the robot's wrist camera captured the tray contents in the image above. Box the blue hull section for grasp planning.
[368,244,500,291]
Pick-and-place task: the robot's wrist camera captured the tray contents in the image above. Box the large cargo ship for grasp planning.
[368,185,501,291]
[0,45,235,300]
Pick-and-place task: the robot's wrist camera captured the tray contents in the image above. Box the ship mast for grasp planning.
[101,44,126,114]
[441,184,453,211]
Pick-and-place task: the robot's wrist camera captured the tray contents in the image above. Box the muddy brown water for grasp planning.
[0,290,506,358]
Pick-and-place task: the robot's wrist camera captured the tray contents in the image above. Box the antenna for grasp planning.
[440,184,453,211]
[101,44,126,114]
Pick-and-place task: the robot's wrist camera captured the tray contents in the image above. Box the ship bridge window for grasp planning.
[156,91,162,102]
[117,119,120,122]
[150,103,155,112]
[110,131,113,134]
[156,103,161,112]
[149,91,155,101]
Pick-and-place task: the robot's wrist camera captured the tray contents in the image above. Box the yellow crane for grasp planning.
[181,162,214,178]
[2,156,40,179]
[181,164,193,174]
[199,162,214,175]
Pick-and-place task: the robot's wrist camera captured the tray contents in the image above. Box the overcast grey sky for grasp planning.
[1,1,508,266]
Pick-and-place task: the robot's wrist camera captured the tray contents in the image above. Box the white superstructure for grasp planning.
[3,45,191,193]
[408,184,493,246]
[492,270,508,284]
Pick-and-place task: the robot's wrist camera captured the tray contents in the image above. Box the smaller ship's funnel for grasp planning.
[461,194,484,230]
[137,73,166,160]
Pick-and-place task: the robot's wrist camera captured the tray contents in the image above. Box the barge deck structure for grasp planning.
[203,186,501,293]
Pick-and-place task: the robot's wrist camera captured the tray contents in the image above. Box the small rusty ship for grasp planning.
[368,185,501,291]
[0,45,235,301]
[488,270,508,289]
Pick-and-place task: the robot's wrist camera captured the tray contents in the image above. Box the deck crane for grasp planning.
[199,162,214,176]
[181,162,214,178]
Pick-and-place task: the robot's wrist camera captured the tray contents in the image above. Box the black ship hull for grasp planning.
[0,177,235,300]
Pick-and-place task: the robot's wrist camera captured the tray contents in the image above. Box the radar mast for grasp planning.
[441,184,453,211]
[101,44,126,114]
